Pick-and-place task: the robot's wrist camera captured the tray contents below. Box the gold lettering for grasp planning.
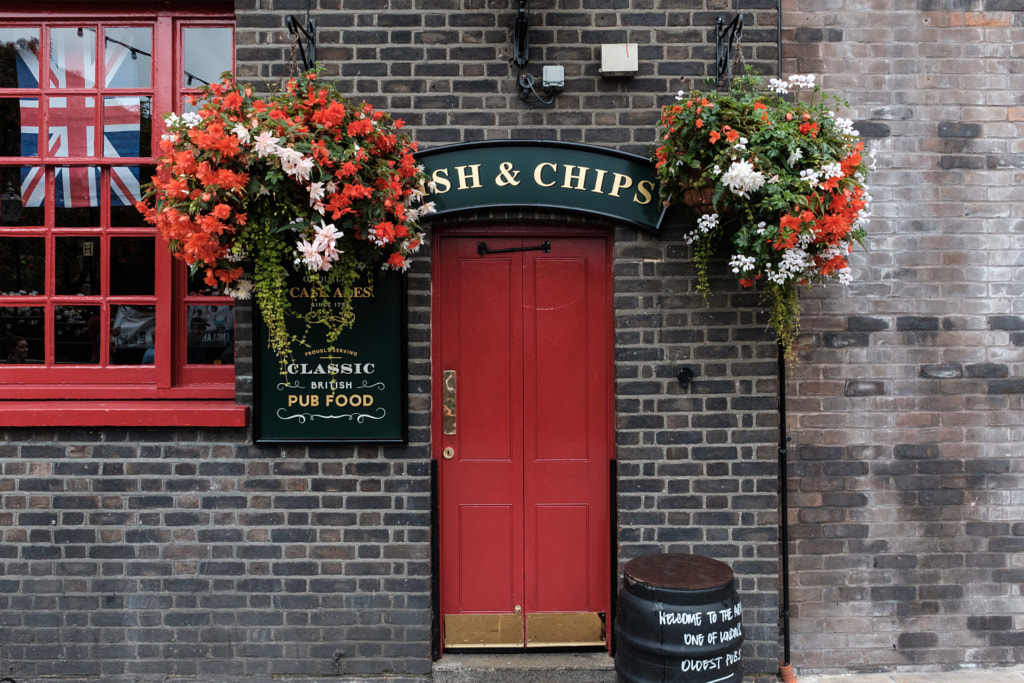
[455,164,483,190]
[431,168,451,194]
[591,168,608,194]
[633,179,654,205]
[609,172,633,198]
[495,161,521,187]
[562,165,589,191]
[534,162,557,187]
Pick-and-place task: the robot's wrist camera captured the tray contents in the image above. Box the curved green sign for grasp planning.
[416,141,665,232]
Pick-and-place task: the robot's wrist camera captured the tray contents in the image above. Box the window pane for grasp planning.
[0,96,38,157]
[55,235,101,295]
[1,305,43,363]
[111,165,154,226]
[50,27,96,89]
[0,236,45,295]
[0,168,43,226]
[104,95,150,158]
[104,27,152,88]
[110,236,154,295]
[183,28,231,88]
[48,95,97,158]
[54,167,102,225]
[9,166,44,222]
[187,304,234,365]
[111,304,155,364]
[55,304,99,364]
[0,28,40,89]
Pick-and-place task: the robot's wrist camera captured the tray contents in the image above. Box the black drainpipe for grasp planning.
[775,7,798,681]
[777,344,795,681]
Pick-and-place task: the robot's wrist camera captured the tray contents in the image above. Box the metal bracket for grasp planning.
[716,14,743,86]
[286,11,317,72]
[477,241,551,256]
[512,0,530,68]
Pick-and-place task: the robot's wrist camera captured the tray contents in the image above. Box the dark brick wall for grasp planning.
[0,0,785,680]
[782,3,1024,675]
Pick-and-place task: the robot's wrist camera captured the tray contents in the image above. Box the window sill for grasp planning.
[0,400,249,428]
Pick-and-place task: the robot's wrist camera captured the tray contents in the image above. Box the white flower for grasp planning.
[180,111,202,128]
[276,146,303,170]
[834,117,858,137]
[232,123,250,144]
[697,213,718,234]
[225,279,253,300]
[292,156,315,183]
[729,254,757,274]
[821,162,843,181]
[312,221,341,253]
[721,159,766,198]
[253,131,279,157]
[799,168,821,186]
[788,74,815,89]
[308,182,325,206]
[768,78,789,95]
[677,89,686,100]
[295,239,324,271]
[788,148,804,166]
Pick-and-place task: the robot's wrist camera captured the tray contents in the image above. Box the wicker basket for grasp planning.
[681,184,716,216]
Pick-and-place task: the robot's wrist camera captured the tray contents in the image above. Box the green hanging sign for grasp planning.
[254,270,408,444]
[416,141,665,232]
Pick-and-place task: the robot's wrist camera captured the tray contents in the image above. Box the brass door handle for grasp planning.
[442,370,456,435]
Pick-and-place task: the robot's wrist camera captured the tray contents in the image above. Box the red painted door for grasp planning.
[435,233,611,649]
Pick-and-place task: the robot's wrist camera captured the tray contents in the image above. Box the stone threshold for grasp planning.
[432,652,616,683]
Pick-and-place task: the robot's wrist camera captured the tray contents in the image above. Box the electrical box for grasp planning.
[600,43,639,77]
[542,65,565,89]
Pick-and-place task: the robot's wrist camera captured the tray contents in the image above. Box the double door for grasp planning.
[434,233,612,649]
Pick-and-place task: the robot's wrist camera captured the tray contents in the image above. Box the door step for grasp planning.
[432,652,616,683]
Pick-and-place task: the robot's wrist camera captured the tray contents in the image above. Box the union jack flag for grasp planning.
[17,29,142,208]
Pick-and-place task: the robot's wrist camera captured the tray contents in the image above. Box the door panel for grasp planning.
[437,233,610,650]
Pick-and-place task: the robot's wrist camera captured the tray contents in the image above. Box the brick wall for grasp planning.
[782,1,1024,674]
[0,0,786,680]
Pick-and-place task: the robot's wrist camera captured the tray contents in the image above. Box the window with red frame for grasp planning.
[0,7,237,401]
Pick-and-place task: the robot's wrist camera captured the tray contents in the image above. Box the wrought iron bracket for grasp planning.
[716,14,743,86]
[477,241,551,256]
[286,13,317,71]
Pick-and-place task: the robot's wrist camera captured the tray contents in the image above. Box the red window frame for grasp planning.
[0,3,246,426]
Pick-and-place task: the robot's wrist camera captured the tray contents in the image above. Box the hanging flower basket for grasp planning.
[136,68,435,372]
[655,72,874,358]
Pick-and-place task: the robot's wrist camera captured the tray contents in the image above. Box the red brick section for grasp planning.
[782,0,1024,674]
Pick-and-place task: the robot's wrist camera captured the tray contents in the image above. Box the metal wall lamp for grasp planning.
[512,0,563,106]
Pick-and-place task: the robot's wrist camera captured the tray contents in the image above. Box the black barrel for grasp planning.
[615,554,743,683]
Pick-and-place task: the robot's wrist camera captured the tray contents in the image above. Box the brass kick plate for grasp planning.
[443,612,605,649]
[444,613,524,648]
[526,612,606,647]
